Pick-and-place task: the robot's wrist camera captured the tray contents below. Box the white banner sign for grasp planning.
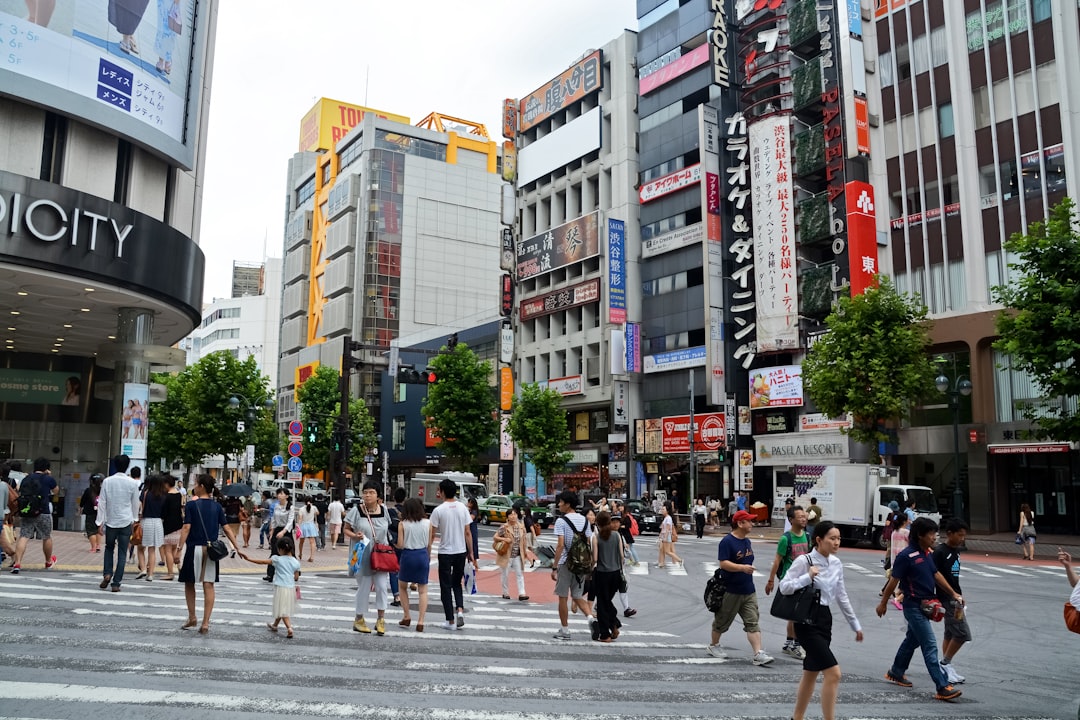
[639,163,702,203]
[641,222,704,258]
[547,375,584,396]
[613,380,629,427]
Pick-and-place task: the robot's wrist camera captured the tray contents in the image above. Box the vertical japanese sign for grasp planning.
[625,323,641,373]
[750,115,798,351]
[607,218,626,324]
[699,105,725,405]
[502,98,518,139]
[725,112,757,371]
[500,415,514,461]
[845,181,878,296]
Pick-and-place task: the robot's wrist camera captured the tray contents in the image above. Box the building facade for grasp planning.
[0,1,217,501]
[507,31,642,498]
[277,101,504,440]
[873,0,1078,534]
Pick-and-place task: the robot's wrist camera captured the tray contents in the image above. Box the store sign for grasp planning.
[800,413,853,431]
[613,380,629,427]
[516,212,600,280]
[502,98,518,139]
[568,448,599,464]
[642,222,703,258]
[640,164,702,203]
[725,112,757,370]
[710,0,731,87]
[607,218,626,324]
[518,50,603,133]
[547,375,584,396]
[755,431,849,465]
[890,203,960,230]
[643,346,707,374]
[519,278,600,320]
[625,322,641,373]
[749,365,803,409]
[662,412,726,453]
[500,227,515,271]
[499,273,514,316]
[500,367,513,411]
[845,181,878,296]
[640,43,709,95]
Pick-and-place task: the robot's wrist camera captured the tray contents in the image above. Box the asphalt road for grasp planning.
[0,527,1076,719]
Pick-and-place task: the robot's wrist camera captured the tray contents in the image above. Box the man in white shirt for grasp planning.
[96,454,141,592]
[327,497,345,549]
[429,479,476,631]
[551,490,596,641]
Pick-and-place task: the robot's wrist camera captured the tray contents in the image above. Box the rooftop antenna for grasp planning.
[364,65,369,106]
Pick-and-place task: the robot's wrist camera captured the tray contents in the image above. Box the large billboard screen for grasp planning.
[0,0,207,169]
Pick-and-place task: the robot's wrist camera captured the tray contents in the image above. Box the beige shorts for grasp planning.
[554,562,586,599]
[711,592,760,635]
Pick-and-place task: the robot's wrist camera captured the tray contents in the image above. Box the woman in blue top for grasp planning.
[176,474,239,634]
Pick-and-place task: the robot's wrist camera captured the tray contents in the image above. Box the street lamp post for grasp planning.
[229,392,274,482]
[935,374,973,520]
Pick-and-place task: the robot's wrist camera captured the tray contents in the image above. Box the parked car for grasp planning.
[478,495,515,525]
[623,499,662,534]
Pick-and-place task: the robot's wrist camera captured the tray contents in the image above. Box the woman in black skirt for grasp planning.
[778,521,863,720]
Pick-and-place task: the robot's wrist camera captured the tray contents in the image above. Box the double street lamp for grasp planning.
[935,374,973,520]
[229,392,274,481]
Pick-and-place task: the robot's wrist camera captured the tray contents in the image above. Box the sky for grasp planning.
[198,1,640,303]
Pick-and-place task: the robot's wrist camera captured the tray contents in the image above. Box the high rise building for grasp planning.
[506,31,641,498]
[0,0,218,483]
[277,100,504,437]
[231,261,265,298]
[873,0,1076,534]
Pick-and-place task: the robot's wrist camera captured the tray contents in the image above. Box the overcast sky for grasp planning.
[198,1,639,303]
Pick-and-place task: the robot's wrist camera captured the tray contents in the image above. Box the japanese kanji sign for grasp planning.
[516,212,600,280]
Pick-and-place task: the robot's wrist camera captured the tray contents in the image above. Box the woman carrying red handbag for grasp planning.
[343,481,394,637]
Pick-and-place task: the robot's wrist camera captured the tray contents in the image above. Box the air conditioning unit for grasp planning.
[585,355,601,381]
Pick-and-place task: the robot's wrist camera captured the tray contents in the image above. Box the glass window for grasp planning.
[1037,61,1059,107]
[973,86,991,128]
[392,416,406,451]
[930,26,948,68]
[879,50,894,87]
[967,0,1031,51]
[1033,0,1051,21]
[938,103,954,138]
[912,34,930,75]
[639,0,679,29]
[895,43,911,81]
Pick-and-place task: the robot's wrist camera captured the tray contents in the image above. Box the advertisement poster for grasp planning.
[749,365,804,409]
[119,382,149,460]
[516,213,600,280]
[518,50,602,133]
[661,412,726,453]
[0,369,82,405]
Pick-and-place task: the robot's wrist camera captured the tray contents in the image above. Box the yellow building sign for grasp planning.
[299,98,410,153]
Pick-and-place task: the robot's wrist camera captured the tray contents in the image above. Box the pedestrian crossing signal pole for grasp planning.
[689,368,696,516]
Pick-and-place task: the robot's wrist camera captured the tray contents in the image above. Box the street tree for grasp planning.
[147,352,275,476]
[992,197,1080,440]
[801,276,937,462]
[422,342,498,470]
[506,383,573,485]
[294,365,375,475]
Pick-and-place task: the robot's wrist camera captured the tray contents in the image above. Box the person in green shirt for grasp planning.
[766,506,810,659]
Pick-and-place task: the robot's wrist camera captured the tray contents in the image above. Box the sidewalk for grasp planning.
[7,529,351,575]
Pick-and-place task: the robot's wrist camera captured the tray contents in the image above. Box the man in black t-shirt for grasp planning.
[933,518,970,685]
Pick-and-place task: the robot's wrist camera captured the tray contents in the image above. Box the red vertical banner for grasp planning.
[845,181,878,296]
[854,98,870,155]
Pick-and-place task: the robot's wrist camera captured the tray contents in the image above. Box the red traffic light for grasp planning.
[424,368,437,384]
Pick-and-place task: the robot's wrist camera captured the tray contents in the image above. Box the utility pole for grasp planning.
[688,368,696,515]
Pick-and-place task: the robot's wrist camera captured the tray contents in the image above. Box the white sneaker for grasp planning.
[942,662,964,684]
[553,627,571,640]
[752,650,775,666]
[706,644,727,659]
[782,644,806,660]
[440,621,455,631]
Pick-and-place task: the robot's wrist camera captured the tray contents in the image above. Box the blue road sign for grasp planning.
[272,455,284,467]
[287,456,302,473]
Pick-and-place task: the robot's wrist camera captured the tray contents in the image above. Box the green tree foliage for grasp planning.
[506,383,573,484]
[147,352,276,474]
[422,342,498,470]
[801,276,937,461]
[294,365,375,474]
[992,197,1080,440]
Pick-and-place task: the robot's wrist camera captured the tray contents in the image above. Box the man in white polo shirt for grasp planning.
[429,478,476,631]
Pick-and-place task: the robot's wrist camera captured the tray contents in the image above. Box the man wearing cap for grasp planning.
[706,509,774,666]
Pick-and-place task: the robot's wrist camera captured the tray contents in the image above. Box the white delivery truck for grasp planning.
[774,464,939,548]
[409,471,489,511]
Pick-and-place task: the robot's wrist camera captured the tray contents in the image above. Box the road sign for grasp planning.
[272,455,284,467]
[286,471,301,481]
[287,456,303,472]
[288,441,303,457]
[289,420,303,436]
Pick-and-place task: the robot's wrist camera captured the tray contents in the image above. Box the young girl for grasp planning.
[296,495,320,563]
[884,513,910,609]
[657,501,683,568]
[240,538,301,638]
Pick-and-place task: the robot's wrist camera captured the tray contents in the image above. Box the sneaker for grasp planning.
[553,627,571,640]
[623,608,638,618]
[752,650,774,666]
[884,672,913,688]
[935,684,962,701]
[45,555,57,569]
[782,644,806,660]
[352,619,371,634]
[941,662,964,684]
[441,621,456,631]
[891,598,903,610]
[10,564,19,575]
[455,614,465,629]
[706,644,727,659]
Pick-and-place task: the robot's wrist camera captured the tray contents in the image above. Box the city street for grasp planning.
[1,526,1076,719]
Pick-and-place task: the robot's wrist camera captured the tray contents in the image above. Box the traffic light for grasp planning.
[307,421,319,443]
[423,367,437,385]
[398,364,437,384]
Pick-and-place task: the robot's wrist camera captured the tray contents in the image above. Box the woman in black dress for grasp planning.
[176,475,238,634]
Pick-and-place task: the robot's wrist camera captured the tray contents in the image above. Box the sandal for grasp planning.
[181,618,198,630]
[398,617,411,627]
[266,623,278,633]
[198,625,210,635]
[286,630,293,638]
[416,623,424,632]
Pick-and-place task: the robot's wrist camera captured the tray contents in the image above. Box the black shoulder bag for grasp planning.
[195,499,230,562]
[770,555,821,625]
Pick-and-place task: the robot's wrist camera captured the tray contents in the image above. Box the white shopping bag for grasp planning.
[463,561,478,595]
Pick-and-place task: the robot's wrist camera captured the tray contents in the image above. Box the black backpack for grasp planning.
[704,568,727,612]
[17,473,46,518]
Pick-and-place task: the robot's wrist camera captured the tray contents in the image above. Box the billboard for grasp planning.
[119,382,149,461]
[0,0,208,168]
[643,346,706,374]
[749,365,804,410]
[661,412,726,453]
[516,212,600,280]
[520,278,599,321]
[640,164,701,203]
[518,50,602,133]
[0,369,81,405]
[607,218,626,324]
[299,98,410,153]
[639,43,710,95]
[749,115,799,351]
[845,181,879,296]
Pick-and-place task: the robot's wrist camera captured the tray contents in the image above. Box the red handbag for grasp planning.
[364,507,399,574]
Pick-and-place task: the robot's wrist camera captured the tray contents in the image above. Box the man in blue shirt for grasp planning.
[706,510,773,665]
[877,517,964,702]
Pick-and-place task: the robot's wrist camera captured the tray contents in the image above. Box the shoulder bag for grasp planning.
[130,520,143,546]
[770,556,821,625]
[364,505,399,574]
[195,499,230,561]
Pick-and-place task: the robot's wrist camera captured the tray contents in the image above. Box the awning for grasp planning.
[987,442,1072,455]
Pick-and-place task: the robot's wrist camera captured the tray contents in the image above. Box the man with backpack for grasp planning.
[551,490,597,640]
[706,509,774,665]
[10,457,59,574]
[765,505,810,659]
